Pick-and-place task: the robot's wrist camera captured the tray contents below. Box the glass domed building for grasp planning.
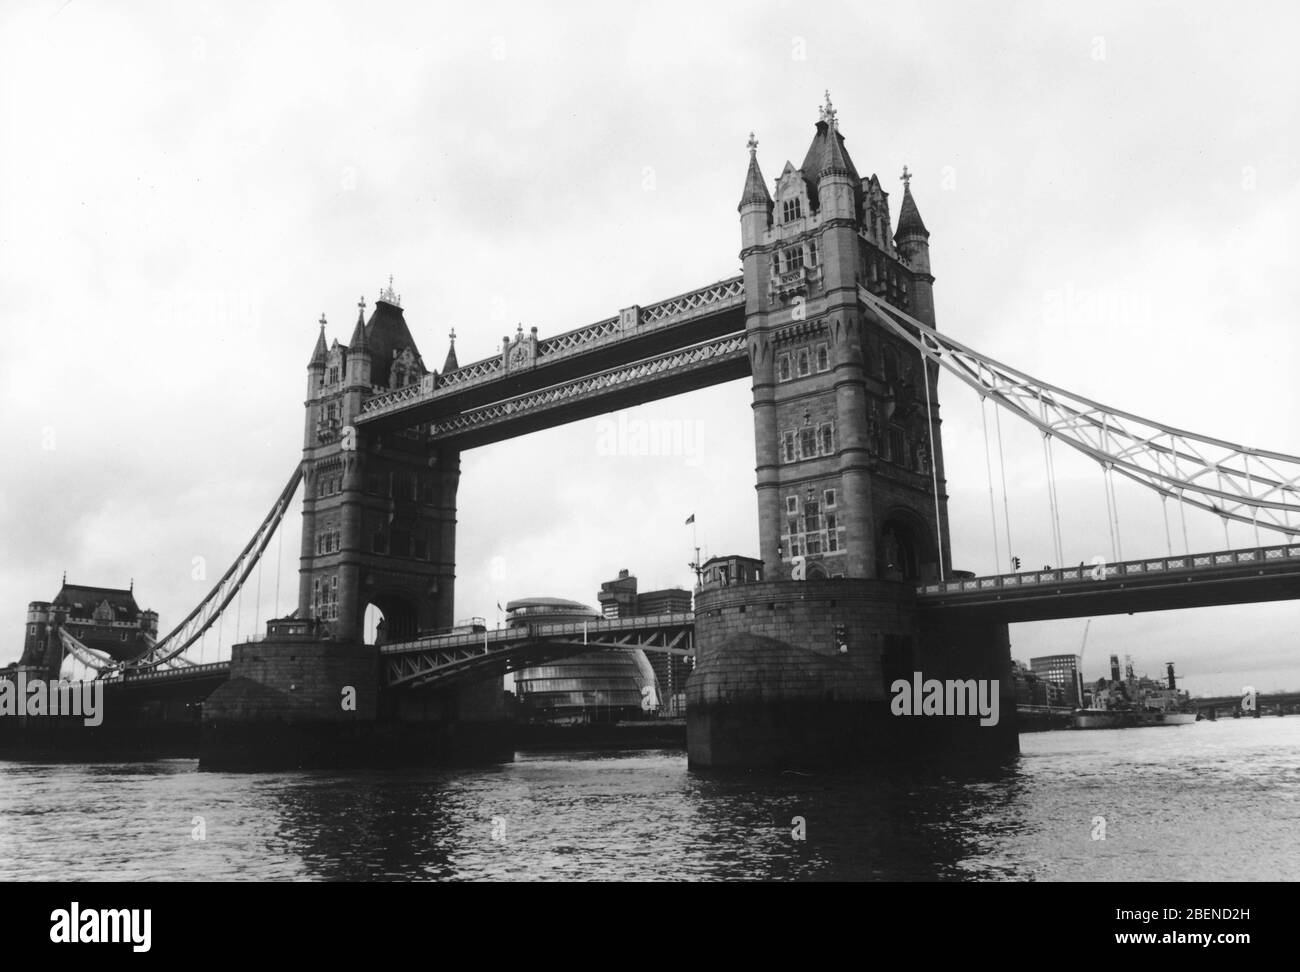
[506,597,660,725]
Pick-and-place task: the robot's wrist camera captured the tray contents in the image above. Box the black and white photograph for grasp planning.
[0,0,1296,927]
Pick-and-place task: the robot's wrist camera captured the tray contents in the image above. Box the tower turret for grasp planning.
[738,132,773,252]
[304,314,331,451]
[893,167,934,327]
[307,314,328,393]
[346,298,371,391]
[894,167,935,337]
[814,93,856,222]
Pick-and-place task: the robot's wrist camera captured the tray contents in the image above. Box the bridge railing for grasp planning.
[115,661,231,683]
[917,543,1300,596]
[358,277,745,421]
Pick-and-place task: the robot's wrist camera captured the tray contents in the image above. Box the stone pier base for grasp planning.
[199,635,512,770]
[686,580,1018,770]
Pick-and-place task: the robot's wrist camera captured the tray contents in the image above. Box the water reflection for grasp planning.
[1,719,1297,881]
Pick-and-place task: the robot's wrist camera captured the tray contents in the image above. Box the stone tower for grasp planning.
[740,95,951,586]
[688,96,1014,769]
[299,281,460,643]
[202,281,509,769]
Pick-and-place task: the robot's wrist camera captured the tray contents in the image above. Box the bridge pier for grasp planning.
[686,580,1017,770]
[199,619,512,769]
[199,625,379,769]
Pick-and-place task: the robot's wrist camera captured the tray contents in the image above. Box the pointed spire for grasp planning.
[820,124,852,180]
[309,313,328,367]
[895,165,929,239]
[442,327,459,373]
[349,296,369,350]
[738,132,773,212]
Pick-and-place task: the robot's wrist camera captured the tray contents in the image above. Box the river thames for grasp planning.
[1,718,1296,881]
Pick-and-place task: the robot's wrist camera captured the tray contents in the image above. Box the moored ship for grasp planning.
[1073,656,1197,729]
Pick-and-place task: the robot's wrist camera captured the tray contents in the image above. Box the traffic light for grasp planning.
[1011,556,1021,571]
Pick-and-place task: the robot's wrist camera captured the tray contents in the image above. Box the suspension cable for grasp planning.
[254,556,263,642]
[1216,468,1231,548]
[920,347,946,581]
[1037,387,1066,567]
[274,511,284,618]
[1042,432,1062,568]
[1102,463,1118,562]
[980,396,1002,574]
[995,404,1013,569]
[1155,446,1173,556]
[1048,436,1065,566]
[859,285,1300,542]
[1244,454,1261,548]
[1178,489,1190,555]
[1106,465,1123,561]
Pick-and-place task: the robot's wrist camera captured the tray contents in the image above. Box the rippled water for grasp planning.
[1,718,1297,880]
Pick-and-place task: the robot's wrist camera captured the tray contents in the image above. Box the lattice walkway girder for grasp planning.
[360,276,744,418]
[430,333,747,437]
[859,286,1300,538]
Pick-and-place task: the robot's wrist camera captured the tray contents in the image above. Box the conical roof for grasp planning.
[441,332,459,373]
[737,134,773,212]
[309,319,328,367]
[895,183,929,239]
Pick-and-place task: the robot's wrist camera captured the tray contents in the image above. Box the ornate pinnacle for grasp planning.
[820,90,837,128]
[379,274,401,307]
[900,165,912,190]
[747,131,758,154]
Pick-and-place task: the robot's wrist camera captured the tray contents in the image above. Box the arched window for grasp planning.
[778,354,792,382]
[815,344,830,372]
[818,423,835,455]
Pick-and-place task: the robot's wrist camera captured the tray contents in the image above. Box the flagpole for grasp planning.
[686,513,702,589]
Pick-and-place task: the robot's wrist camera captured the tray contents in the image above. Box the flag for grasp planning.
[496,602,502,612]
[684,514,695,525]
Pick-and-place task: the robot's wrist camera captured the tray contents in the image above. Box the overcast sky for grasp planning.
[2,1,1298,696]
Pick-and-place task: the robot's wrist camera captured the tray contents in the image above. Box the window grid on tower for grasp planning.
[781,493,846,562]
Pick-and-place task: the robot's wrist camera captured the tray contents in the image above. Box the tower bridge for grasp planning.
[22,93,1300,770]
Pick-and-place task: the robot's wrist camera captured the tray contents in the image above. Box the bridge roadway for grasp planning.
[114,543,1300,695]
[916,542,1300,622]
[380,613,694,691]
[111,614,695,694]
